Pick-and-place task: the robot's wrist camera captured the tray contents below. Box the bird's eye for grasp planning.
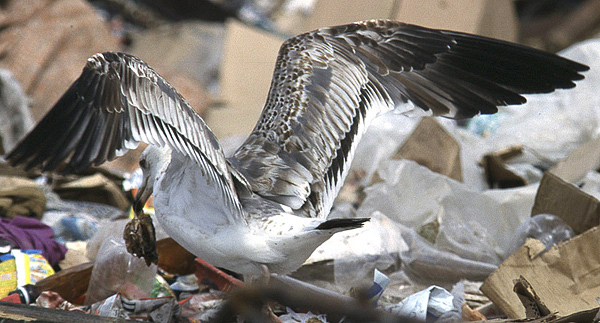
[140,159,147,168]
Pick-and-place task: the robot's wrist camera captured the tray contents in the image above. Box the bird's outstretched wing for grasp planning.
[6,52,243,217]
[230,19,588,218]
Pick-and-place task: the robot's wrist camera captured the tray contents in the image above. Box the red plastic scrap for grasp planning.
[195,258,243,292]
[0,293,21,304]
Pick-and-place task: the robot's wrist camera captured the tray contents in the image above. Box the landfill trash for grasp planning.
[53,173,130,211]
[316,158,533,284]
[399,222,498,283]
[503,213,575,259]
[307,211,405,293]
[0,216,66,267]
[150,274,175,299]
[179,291,227,320]
[0,254,17,297]
[11,249,55,286]
[0,69,34,154]
[395,117,463,182]
[29,261,92,305]
[578,169,600,200]
[365,269,390,306]
[35,290,84,312]
[44,213,99,244]
[279,307,328,323]
[42,191,128,244]
[0,176,46,219]
[482,226,600,318]
[383,285,461,322]
[170,274,200,300]
[359,159,537,265]
[0,250,54,299]
[36,290,182,322]
[84,237,157,305]
[8,284,40,305]
[351,112,421,186]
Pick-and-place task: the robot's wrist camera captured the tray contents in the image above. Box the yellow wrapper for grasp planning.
[0,254,17,298]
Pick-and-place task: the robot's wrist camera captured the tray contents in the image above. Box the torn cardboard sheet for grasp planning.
[531,135,600,235]
[481,145,528,189]
[531,171,600,235]
[512,276,552,319]
[548,135,600,184]
[394,117,462,182]
[481,226,600,318]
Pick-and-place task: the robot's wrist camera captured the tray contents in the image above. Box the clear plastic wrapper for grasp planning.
[578,170,600,200]
[85,237,157,305]
[400,224,497,282]
[503,213,575,259]
[86,217,168,262]
[85,219,130,262]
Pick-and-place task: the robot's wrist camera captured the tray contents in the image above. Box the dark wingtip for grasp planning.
[315,217,370,230]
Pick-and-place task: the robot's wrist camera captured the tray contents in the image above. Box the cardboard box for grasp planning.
[481,227,600,318]
[532,172,600,235]
[394,117,462,181]
[483,136,600,318]
[481,146,528,189]
[548,136,600,183]
[531,136,600,235]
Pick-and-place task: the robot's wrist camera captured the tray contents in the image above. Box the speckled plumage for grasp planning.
[5,20,588,277]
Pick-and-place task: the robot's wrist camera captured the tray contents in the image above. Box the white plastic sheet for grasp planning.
[358,159,536,265]
[384,285,457,322]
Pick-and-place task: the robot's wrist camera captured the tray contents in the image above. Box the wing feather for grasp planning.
[230,19,588,218]
[6,52,243,218]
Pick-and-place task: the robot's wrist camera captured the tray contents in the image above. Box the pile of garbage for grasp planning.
[0,0,600,322]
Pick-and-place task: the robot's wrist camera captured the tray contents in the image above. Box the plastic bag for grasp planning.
[503,213,575,259]
[359,159,536,264]
[85,237,157,305]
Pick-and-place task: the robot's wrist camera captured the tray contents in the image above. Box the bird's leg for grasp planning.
[244,265,281,323]
[259,264,271,286]
[123,179,158,266]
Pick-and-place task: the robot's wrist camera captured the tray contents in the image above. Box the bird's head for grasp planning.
[134,145,171,213]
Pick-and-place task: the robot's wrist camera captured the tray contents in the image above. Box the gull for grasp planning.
[6,20,587,279]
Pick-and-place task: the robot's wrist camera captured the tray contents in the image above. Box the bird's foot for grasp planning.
[123,211,158,266]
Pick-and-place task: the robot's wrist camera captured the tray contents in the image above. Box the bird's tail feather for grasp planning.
[315,218,369,230]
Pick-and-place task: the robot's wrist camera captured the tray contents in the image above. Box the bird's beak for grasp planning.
[133,176,152,214]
